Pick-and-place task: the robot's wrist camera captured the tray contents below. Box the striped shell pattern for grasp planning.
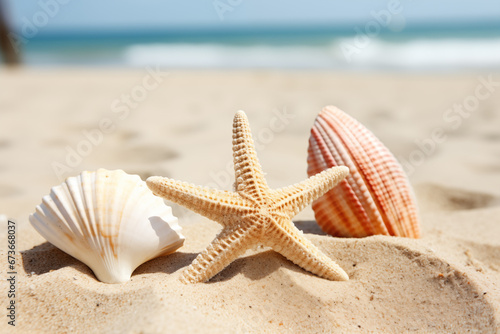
[307,106,420,238]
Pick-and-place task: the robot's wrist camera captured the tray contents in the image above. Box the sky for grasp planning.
[4,0,500,33]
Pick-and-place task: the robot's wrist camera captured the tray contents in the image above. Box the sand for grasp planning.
[0,68,499,333]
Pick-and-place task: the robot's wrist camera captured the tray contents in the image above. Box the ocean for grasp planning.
[15,23,500,71]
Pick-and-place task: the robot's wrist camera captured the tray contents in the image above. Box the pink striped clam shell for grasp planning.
[307,106,420,238]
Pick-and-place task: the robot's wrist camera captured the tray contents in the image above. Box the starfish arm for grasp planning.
[266,221,349,281]
[146,176,247,223]
[272,166,349,218]
[232,111,269,198]
[147,112,351,284]
[181,224,257,283]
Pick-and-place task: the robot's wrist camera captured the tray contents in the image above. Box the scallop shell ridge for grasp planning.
[307,106,420,238]
[29,169,185,283]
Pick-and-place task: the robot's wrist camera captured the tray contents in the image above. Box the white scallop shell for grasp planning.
[29,169,185,283]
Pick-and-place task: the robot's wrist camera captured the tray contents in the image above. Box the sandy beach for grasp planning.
[0,68,499,333]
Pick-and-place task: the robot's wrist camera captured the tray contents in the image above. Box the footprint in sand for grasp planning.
[481,131,500,141]
[0,139,10,149]
[116,129,140,142]
[89,143,179,166]
[119,144,178,164]
[415,183,499,212]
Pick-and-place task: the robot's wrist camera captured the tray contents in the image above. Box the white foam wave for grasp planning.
[123,43,337,69]
[122,37,500,70]
[339,38,500,70]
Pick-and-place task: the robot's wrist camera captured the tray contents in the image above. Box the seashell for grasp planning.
[29,169,185,283]
[307,106,420,238]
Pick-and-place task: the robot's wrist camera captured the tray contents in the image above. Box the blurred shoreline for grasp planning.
[10,24,500,71]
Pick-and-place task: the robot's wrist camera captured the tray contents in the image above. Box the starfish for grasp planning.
[146,111,349,283]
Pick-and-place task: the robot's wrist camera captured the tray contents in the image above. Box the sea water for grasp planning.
[17,24,500,71]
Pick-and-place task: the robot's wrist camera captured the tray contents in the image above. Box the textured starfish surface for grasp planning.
[146,111,349,283]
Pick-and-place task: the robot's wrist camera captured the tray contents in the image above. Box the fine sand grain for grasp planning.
[0,69,499,333]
